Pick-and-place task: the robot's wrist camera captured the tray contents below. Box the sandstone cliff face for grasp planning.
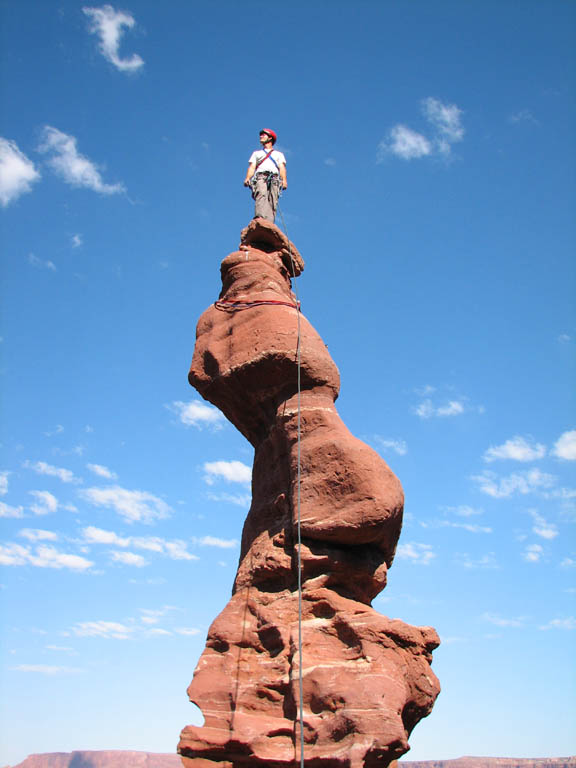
[178,221,440,767]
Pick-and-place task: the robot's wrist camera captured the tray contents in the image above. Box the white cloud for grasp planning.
[45,645,75,653]
[203,460,251,485]
[0,137,40,207]
[374,437,407,456]
[68,611,192,640]
[82,525,129,546]
[454,552,498,569]
[448,505,483,517]
[0,501,24,518]
[139,606,177,623]
[86,463,118,480]
[395,542,436,565]
[436,401,465,417]
[130,537,164,552]
[0,543,93,571]
[140,616,159,625]
[539,617,576,631]
[561,557,576,569]
[29,490,59,515]
[483,435,546,463]
[81,526,198,560]
[523,544,544,563]
[71,234,83,248]
[28,253,57,271]
[509,109,538,125]
[414,399,465,419]
[0,471,9,496]
[482,612,525,628]
[422,97,465,153]
[25,460,80,484]
[38,126,125,195]
[31,545,93,571]
[529,510,558,540]
[377,125,432,162]
[206,491,251,508]
[139,607,174,625]
[110,550,147,567]
[167,400,225,429]
[552,430,576,460]
[550,486,576,502]
[195,535,238,549]
[378,98,464,163]
[0,543,34,565]
[414,384,436,396]
[174,627,201,636]
[43,424,65,437]
[79,485,172,523]
[71,620,133,639]
[422,519,492,534]
[162,540,197,560]
[83,5,144,73]
[472,468,556,498]
[19,529,58,542]
[11,664,80,675]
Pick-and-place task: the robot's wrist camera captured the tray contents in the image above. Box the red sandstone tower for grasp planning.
[178,220,440,768]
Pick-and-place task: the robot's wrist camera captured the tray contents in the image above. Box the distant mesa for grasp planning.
[10,752,181,768]
[9,753,576,768]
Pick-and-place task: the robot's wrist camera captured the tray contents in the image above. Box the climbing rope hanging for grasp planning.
[217,198,305,765]
[276,199,305,768]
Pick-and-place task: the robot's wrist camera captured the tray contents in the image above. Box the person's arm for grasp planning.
[279,163,287,189]
[244,162,256,186]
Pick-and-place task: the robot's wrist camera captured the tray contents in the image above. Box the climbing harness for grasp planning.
[250,148,282,195]
[249,170,281,195]
[253,148,279,172]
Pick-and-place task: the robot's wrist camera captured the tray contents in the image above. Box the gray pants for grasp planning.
[252,172,280,222]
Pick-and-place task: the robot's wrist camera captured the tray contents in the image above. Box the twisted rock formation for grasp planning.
[178,220,440,767]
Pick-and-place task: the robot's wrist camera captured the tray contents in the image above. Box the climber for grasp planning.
[243,129,287,223]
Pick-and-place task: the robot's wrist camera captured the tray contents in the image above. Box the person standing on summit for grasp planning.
[243,129,287,223]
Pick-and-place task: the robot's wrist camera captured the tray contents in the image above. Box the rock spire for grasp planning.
[178,220,440,767]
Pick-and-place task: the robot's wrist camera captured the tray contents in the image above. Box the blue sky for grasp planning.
[1,0,575,765]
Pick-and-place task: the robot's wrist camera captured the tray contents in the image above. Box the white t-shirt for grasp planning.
[249,149,286,175]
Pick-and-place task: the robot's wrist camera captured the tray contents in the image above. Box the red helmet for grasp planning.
[260,128,277,144]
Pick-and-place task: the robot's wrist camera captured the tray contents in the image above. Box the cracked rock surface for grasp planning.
[178,221,440,767]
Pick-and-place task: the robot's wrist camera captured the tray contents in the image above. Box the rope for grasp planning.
[276,199,305,768]
[214,298,300,312]
[240,178,304,764]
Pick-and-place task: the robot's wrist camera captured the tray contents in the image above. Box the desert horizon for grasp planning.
[8,752,576,768]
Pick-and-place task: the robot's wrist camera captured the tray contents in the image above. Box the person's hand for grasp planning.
[282,181,288,190]
[243,179,251,187]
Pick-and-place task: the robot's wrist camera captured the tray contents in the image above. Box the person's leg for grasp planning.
[268,177,280,222]
[253,175,274,221]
